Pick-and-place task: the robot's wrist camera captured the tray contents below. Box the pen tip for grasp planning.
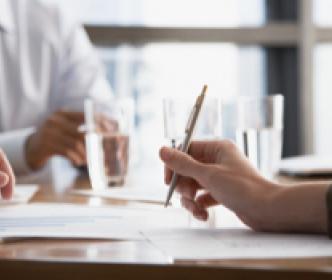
[202,85,208,95]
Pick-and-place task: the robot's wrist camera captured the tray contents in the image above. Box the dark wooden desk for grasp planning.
[0,165,332,280]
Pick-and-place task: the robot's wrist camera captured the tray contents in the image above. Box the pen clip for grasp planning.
[185,105,196,133]
[185,94,203,133]
[164,85,208,208]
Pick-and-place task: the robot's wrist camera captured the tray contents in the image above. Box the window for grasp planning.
[45,1,331,161]
[42,0,266,164]
[100,45,264,162]
[43,0,265,27]
[314,0,332,26]
[314,45,332,155]
[313,1,332,155]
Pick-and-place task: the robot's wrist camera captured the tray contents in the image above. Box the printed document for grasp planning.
[0,203,188,241]
[142,228,332,260]
[72,187,167,204]
[0,185,39,206]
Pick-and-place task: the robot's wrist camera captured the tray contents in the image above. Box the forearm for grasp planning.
[25,132,49,171]
[265,182,330,234]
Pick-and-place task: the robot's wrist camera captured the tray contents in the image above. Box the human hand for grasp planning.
[25,111,87,170]
[25,111,119,171]
[95,113,119,134]
[160,140,279,231]
[0,149,15,200]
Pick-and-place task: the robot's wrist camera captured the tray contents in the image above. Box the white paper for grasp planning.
[142,228,332,260]
[0,203,188,241]
[279,155,332,175]
[72,187,168,204]
[0,185,39,206]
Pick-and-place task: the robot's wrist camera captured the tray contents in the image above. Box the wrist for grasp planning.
[264,183,329,234]
[245,179,283,232]
[25,132,47,171]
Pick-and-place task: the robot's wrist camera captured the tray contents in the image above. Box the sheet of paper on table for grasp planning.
[0,203,188,242]
[142,228,332,260]
[72,186,168,204]
[0,185,39,206]
[279,155,332,176]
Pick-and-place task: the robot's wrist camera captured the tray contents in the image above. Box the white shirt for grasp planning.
[0,0,113,175]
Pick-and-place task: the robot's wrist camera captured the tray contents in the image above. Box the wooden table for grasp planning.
[0,162,332,280]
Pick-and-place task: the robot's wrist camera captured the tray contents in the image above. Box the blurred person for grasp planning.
[160,140,331,237]
[0,0,113,175]
[0,149,15,200]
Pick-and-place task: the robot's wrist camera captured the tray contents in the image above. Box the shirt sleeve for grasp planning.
[49,6,114,112]
[0,127,35,175]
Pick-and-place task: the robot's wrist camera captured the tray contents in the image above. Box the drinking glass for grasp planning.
[221,94,284,179]
[163,95,220,228]
[163,96,221,147]
[84,98,134,189]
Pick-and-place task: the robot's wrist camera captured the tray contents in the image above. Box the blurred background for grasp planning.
[41,0,332,164]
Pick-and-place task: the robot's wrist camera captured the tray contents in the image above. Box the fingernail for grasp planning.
[160,147,172,161]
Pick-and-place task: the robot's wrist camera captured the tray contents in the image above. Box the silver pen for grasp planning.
[164,85,208,207]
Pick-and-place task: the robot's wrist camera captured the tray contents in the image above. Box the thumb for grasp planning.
[0,171,9,188]
[160,147,205,181]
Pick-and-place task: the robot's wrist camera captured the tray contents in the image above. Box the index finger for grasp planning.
[187,141,222,163]
[0,150,15,200]
[164,165,201,203]
[95,114,119,133]
[165,165,172,185]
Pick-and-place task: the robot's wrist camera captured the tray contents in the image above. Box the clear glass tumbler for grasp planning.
[163,96,221,147]
[163,95,220,227]
[84,98,134,189]
[221,94,284,179]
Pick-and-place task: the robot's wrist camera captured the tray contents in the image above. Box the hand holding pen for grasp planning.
[164,85,208,207]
